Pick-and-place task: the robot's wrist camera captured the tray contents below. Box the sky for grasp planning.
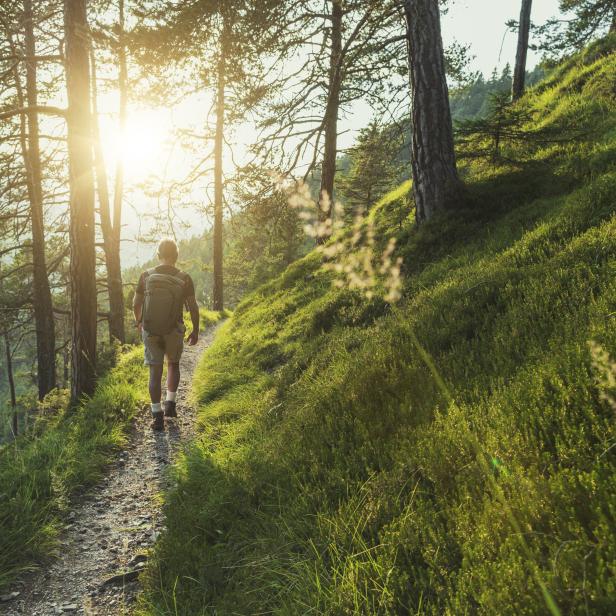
[442,0,562,75]
[100,0,566,265]
[341,1,565,154]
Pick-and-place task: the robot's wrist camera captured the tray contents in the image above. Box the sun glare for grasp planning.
[100,109,170,182]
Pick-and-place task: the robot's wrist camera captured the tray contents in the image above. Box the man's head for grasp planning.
[157,238,178,265]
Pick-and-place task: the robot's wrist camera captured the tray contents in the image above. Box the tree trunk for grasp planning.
[109,0,127,341]
[62,316,70,388]
[3,331,18,437]
[212,27,226,312]
[90,46,125,344]
[23,0,57,399]
[318,0,343,242]
[611,8,616,33]
[64,0,97,401]
[403,0,463,223]
[512,0,533,101]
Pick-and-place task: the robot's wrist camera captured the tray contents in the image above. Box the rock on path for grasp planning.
[1,326,221,616]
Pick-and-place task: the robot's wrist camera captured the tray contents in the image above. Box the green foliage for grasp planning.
[0,347,148,590]
[338,121,404,218]
[450,64,547,122]
[455,90,577,163]
[535,1,616,54]
[137,38,616,615]
[199,308,231,330]
[225,168,307,298]
[181,308,230,333]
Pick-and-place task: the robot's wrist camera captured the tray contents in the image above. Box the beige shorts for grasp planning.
[142,324,185,365]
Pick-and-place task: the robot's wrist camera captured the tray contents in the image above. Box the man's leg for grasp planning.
[163,326,184,417]
[164,362,180,417]
[167,362,180,394]
[149,364,164,405]
[149,364,165,430]
[143,331,165,430]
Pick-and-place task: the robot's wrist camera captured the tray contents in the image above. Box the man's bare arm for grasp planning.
[186,296,200,345]
[133,292,144,327]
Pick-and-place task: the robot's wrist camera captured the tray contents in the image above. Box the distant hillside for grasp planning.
[450,63,548,121]
[139,36,616,615]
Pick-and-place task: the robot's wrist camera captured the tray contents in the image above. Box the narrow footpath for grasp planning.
[2,325,221,616]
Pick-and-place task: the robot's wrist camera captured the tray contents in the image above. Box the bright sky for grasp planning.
[96,0,565,265]
[442,0,562,75]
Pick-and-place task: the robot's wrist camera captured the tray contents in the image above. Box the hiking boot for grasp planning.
[164,400,177,418]
[150,411,164,431]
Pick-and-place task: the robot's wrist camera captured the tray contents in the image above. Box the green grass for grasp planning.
[138,38,616,615]
[0,347,148,590]
[199,308,231,330]
[182,307,230,333]
[0,310,228,590]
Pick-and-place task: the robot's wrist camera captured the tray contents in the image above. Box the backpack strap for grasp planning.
[142,267,156,285]
[144,268,187,288]
[174,271,190,308]
[142,268,162,299]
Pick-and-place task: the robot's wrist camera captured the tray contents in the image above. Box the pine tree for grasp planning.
[338,121,401,217]
[455,90,571,163]
[512,0,533,101]
[14,0,58,399]
[64,0,98,401]
[90,0,127,344]
[537,0,616,53]
[258,0,405,240]
[402,0,464,222]
[133,0,283,311]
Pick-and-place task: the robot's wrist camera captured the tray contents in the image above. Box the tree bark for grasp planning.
[3,331,18,437]
[0,105,66,120]
[23,0,57,399]
[64,0,97,401]
[403,0,463,223]
[212,25,226,312]
[318,0,343,242]
[90,41,125,344]
[109,0,127,341]
[62,315,70,388]
[512,0,533,101]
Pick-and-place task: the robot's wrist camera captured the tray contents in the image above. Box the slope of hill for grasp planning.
[139,37,616,615]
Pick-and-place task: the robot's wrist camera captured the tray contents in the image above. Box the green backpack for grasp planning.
[142,268,187,335]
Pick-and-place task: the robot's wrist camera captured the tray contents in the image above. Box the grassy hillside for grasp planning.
[139,38,616,615]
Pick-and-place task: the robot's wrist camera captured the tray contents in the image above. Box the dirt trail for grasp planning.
[2,326,220,616]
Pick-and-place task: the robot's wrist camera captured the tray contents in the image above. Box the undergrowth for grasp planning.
[181,307,230,333]
[138,37,616,615]
[199,308,231,331]
[0,310,228,590]
[0,347,148,589]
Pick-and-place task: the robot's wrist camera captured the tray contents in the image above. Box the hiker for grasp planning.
[133,238,199,431]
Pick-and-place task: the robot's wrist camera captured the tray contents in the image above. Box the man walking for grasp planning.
[133,239,199,430]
